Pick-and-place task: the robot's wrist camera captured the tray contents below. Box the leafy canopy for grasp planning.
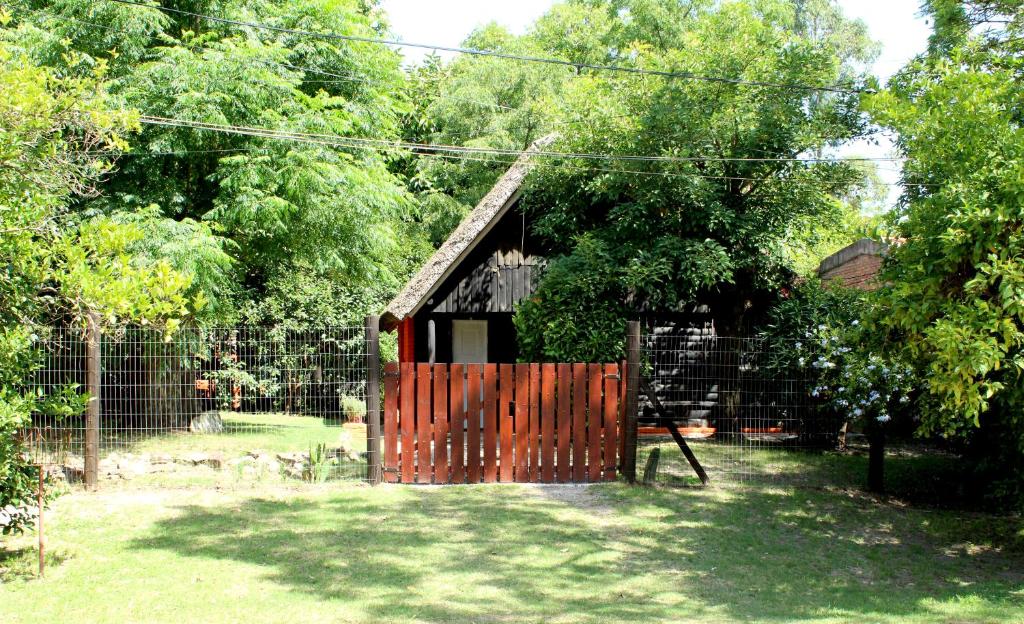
[410,0,877,360]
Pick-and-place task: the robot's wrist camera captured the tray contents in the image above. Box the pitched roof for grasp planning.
[381,134,556,328]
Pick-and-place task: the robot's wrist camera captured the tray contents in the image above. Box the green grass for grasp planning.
[125,413,367,458]
[2,464,1023,623]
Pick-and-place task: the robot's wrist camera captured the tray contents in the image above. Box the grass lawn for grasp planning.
[126,413,368,458]
[2,452,1023,624]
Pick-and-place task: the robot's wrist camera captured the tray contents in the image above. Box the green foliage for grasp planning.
[401,0,882,360]
[340,396,366,424]
[760,278,865,369]
[866,1,1024,442]
[11,0,431,326]
[514,235,627,362]
[795,322,917,430]
[0,15,192,533]
[306,442,331,483]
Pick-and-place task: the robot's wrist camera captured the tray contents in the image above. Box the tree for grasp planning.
[12,0,429,325]
[867,0,1024,505]
[501,0,875,360]
[0,12,197,532]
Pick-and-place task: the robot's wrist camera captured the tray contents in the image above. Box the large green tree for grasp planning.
[0,12,197,532]
[867,0,1024,504]
[409,0,877,361]
[12,0,430,325]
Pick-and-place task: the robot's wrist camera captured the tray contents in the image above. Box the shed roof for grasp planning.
[381,134,556,329]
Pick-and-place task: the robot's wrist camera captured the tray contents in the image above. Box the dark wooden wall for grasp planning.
[423,205,543,315]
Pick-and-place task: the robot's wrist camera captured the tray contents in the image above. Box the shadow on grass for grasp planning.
[638,440,987,509]
[0,546,72,583]
[130,484,1024,622]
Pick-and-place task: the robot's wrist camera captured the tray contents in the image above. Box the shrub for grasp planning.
[340,395,366,424]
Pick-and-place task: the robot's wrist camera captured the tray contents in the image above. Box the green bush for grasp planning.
[513,235,627,363]
[340,395,366,424]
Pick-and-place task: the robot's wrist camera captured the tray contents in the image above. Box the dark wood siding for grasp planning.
[425,205,543,315]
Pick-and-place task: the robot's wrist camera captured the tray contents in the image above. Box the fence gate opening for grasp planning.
[382,362,627,484]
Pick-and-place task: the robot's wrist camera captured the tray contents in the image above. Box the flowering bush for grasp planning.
[796,322,916,428]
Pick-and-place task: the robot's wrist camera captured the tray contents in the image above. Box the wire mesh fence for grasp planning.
[23,325,372,482]
[637,325,844,486]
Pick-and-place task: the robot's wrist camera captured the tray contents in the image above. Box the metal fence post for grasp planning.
[365,316,382,485]
[84,311,100,489]
[623,320,641,484]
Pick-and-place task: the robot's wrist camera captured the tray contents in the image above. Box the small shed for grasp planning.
[380,136,555,363]
[817,238,887,290]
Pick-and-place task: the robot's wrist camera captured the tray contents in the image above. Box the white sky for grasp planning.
[378,0,933,209]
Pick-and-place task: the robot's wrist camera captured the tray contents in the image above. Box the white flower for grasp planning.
[877,414,891,423]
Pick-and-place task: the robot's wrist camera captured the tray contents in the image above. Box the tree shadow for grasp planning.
[130,483,1024,622]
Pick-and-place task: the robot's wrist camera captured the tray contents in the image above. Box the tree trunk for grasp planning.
[868,427,885,493]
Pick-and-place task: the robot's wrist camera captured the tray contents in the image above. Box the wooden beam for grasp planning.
[640,378,709,485]
[622,321,641,483]
[365,316,382,485]
[84,312,100,489]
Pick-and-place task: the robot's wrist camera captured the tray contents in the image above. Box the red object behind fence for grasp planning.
[381,362,624,484]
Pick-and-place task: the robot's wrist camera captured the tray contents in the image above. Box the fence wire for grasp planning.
[637,326,843,486]
[23,326,371,482]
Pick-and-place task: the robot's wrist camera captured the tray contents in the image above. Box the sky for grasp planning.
[378,0,933,208]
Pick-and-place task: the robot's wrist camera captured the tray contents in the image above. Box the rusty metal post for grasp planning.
[623,321,641,484]
[365,316,382,485]
[84,311,100,489]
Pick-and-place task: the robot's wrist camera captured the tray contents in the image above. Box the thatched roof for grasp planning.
[381,135,556,329]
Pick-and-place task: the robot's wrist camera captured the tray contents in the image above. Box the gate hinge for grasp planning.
[604,373,622,380]
[382,467,400,474]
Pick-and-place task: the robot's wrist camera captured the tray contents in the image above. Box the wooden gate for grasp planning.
[382,362,626,484]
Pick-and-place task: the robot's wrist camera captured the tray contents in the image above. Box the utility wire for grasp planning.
[132,115,931,187]
[139,115,904,164]
[103,0,870,94]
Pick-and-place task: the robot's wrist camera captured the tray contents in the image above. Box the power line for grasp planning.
[138,114,905,165]
[103,0,869,95]
[50,12,883,147]
[132,114,932,187]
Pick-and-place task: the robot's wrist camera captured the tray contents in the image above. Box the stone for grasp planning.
[183,452,224,470]
[190,411,224,434]
[275,452,308,467]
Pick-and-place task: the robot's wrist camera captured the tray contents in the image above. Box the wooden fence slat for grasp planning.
[416,362,432,484]
[499,364,514,482]
[528,363,541,482]
[588,363,602,483]
[514,363,530,482]
[433,364,449,484]
[450,363,465,484]
[603,363,619,481]
[383,362,399,483]
[541,364,555,483]
[382,360,625,487]
[467,364,482,484]
[556,364,571,483]
[572,363,587,483]
[483,364,498,483]
[400,362,415,484]
[618,358,627,471]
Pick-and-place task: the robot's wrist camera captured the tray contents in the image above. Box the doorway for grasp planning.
[452,320,488,364]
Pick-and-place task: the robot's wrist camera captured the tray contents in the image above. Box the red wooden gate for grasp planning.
[382,362,626,484]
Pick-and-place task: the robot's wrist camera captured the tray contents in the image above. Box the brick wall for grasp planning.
[817,239,886,291]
